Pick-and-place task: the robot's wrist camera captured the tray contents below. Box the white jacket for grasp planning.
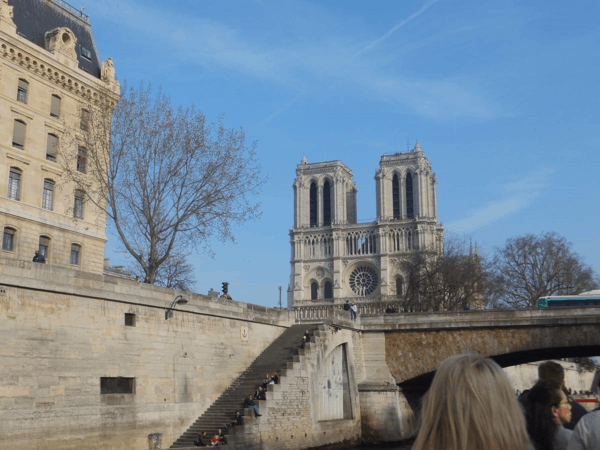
[568,411,600,450]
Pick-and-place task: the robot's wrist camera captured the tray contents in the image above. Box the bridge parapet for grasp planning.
[294,295,428,321]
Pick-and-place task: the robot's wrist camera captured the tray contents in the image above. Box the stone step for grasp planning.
[168,324,316,449]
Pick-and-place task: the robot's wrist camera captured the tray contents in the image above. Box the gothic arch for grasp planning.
[405,171,415,219]
[392,172,401,219]
[309,181,318,226]
[323,179,332,226]
[322,279,333,299]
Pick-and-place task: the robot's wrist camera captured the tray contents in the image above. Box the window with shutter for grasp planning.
[12,120,26,149]
[50,95,61,118]
[46,134,58,161]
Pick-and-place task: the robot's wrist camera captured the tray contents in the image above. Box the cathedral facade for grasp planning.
[288,142,444,307]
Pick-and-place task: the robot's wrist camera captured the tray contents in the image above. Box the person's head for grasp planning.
[272,371,277,376]
[248,394,253,399]
[218,429,222,435]
[523,381,565,450]
[258,386,263,391]
[551,390,572,425]
[538,361,565,391]
[201,431,206,437]
[412,353,533,450]
[235,410,240,416]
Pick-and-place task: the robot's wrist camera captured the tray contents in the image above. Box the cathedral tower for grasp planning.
[288,143,443,308]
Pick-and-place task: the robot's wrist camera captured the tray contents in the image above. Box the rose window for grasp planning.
[349,266,378,296]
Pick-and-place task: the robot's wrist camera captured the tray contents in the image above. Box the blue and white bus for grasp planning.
[537,291,600,307]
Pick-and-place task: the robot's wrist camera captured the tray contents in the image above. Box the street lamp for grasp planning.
[165,294,188,320]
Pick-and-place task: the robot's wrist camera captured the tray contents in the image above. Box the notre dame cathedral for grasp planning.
[288,142,444,308]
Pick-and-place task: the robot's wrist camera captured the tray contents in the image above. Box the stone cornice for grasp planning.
[0,34,119,104]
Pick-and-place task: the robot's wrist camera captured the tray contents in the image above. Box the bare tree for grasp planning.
[154,252,197,291]
[399,234,489,311]
[60,83,265,283]
[489,232,599,308]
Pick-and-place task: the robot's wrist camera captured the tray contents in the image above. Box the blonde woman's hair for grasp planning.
[412,353,534,450]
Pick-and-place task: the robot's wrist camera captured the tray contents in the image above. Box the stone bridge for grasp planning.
[293,305,600,443]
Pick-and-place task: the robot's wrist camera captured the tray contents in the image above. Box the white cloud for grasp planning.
[446,167,557,233]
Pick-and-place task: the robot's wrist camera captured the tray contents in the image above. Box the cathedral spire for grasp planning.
[301,154,307,164]
[413,140,422,152]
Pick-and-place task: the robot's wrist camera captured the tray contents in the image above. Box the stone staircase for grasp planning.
[168,324,318,449]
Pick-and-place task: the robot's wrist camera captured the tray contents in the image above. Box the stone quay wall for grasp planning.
[0,257,293,450]
[229,323,364,450]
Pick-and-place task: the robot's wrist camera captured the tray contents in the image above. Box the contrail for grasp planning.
[259,0,440,126]
[349,0,440,62]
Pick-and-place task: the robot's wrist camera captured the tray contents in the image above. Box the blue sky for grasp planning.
[86,0,600,307]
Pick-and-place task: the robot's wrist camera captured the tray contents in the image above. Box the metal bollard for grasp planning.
[147,433,163,450]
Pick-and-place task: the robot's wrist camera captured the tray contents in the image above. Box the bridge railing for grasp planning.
[294,295,431,321]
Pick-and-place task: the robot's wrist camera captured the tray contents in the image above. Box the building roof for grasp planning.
[8,0,101,78]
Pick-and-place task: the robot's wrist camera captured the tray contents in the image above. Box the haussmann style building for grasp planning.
[0,0,119,273]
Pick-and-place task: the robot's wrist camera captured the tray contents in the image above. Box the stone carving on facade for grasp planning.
[316,268,324,278]
[101,58,116,83]
[45,27,78,60]
[303,265,310,271]
[0,0,15,25]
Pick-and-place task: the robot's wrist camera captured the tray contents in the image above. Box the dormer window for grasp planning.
[81,46,92,60]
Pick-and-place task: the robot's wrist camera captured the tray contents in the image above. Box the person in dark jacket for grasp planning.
[229,410,243,428]
[519,361,587,430]
[32,250,45,263]
[254,386,266,400]
[193,431,208,447]
[243,394,261,417]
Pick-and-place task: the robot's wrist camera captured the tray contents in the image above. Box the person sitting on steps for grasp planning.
[228,410,243,428]
[271,370,279,384]
[243,394,261,417]
[254,386,266,400]
[193,431,208,447]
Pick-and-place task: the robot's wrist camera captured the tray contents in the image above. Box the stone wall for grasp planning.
[0,257,292,450]
[229,325,362,450]
[504,361,598,393]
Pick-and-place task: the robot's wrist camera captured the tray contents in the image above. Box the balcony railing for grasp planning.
[50,0,90,23]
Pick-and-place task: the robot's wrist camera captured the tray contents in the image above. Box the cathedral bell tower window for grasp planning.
[406,173,414,218]
[311,282,318,300]
[310,183,317,226]
[323,181,331,226]
[392,174,400,219]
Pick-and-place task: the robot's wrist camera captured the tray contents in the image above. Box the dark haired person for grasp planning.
[519,360,587,430]
[32,250,45,263]
[254,386,266,400]
[523,381,572,450]
[229,410,243,428]
[193,431,208,447]
[243,394,261,417]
